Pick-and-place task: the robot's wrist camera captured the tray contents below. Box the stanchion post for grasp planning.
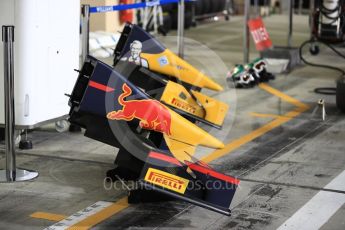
[243,0,250,63]
[265,0,270,16]
[298,0,303,15]
[254,0,259,17]
[2,26,16,181]
[309,0,315,38]
[288,0,293,47]
[177,0,185,58]
[81,4,90,61]
[153,5,158,34]
[0,26,38,182]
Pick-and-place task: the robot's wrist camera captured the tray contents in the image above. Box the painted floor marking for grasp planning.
[324,169,345,191]
[32,83,309,229]
[277,170,345,230]
[30,212,67,222]
[66,197,128,230]
[43,201,114,230]
[202,83,309,163]
[250,112,289,119]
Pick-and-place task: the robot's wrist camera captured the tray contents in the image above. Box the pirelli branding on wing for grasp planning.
[171,98,196,114]
[144,168,189,194]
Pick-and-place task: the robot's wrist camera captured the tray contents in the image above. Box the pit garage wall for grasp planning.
[81,0,123,32]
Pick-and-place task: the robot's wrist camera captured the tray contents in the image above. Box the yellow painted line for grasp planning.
[250,112,286,119]
[66,197,128,230]
[30,83,309,229]
[202,83,309,163]
[30,212,67,222]
[259,83,309,110]
[202,116,289,163]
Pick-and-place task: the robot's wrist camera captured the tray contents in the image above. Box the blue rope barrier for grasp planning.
[90,0,193,14]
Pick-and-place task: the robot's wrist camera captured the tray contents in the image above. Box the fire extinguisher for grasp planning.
[120,0,134,24]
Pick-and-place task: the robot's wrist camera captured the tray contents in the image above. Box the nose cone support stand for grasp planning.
[0,26,38,182]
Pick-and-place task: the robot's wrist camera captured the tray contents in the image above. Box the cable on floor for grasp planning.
[299,39,345,95]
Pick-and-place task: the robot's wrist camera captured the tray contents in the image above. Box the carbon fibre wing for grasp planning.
[138,151,239,216]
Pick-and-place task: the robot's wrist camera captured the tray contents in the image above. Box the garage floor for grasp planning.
[1,14,345,229]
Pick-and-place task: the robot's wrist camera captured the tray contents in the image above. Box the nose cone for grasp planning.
[168,107,225,149]
[167,49,224,92]
[141,49,224,92]
[197,133,225,149]
[200,74,224,91]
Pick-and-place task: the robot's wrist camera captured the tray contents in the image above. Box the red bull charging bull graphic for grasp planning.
[107,83,172,135]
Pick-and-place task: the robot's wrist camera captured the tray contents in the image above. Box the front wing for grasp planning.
[139,151,239,216]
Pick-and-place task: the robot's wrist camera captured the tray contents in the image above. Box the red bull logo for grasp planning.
[107,83,172,135]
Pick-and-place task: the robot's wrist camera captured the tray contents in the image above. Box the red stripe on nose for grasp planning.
[89,80,115,92]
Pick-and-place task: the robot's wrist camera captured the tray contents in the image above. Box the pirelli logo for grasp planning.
[171,98,196,114]
[144,168,189,194]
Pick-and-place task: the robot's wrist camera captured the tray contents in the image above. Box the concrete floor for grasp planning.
[1,14,345,229]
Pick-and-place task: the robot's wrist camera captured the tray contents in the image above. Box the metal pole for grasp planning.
[298,0,303,15]
[264,0,270,16]
[81,5,90,62]
[309,0,315,37]
[177,0,185,58]
[0,26,38,182]
[288,0,293,47]
[254,0,259,17]
[143,4,149,30]
[243,0,250,63]
[153,5,158,34]
[2,26,16,181]
[191,2,196,27]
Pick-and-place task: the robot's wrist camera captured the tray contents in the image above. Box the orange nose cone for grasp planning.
[201,74,224,91]
[168,108,225,149]
[200,136,225,149]
[141,49,224,91]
